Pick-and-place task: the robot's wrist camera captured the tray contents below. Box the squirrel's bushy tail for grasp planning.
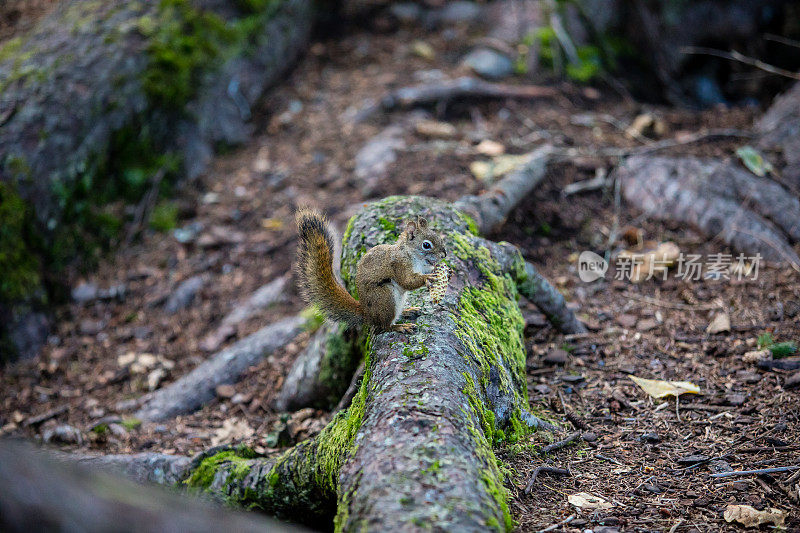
[295,209,363,326]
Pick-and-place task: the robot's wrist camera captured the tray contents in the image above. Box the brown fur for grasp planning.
[295,210,446,332]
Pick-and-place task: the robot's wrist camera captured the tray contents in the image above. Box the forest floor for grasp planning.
[2,12,799,533]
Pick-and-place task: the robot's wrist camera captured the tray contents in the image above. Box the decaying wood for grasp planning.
[455,144,556,235]
[348,77,558,122]
[134,315,305,422]
[273,322,362,411]
[0,441,300,533]
[757,80,800,188]
[55,196,565,531]
[616,155,800,266]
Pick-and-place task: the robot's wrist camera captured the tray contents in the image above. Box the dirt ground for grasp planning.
[1,13,799,533]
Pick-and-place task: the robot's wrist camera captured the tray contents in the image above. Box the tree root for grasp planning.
[134,315,305,422]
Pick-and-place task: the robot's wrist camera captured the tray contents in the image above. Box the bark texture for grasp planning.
[757,80,800,189]
[0,0,313,360]
[0,441,302,533]
[617,155,800,265]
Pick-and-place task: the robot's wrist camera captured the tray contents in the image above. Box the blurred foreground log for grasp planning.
[54,196,562,531]
[0,440,301,533]
[0,0,313,361]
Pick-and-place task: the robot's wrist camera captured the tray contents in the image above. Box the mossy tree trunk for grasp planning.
[0,0,313,360]
[63,196,559,531]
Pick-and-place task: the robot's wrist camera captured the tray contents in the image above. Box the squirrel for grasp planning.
[295,208,447,332]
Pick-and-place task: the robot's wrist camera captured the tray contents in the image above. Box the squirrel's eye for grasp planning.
[422,240,432,250]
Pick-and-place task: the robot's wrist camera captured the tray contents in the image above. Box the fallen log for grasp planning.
[56,195,562,531]
[133,315,305,422]
[351,76,559,123]
[277,145,584,412]
[0,441,300,533]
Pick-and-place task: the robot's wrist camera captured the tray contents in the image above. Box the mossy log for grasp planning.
[55,196,560,531]
[277,146,584,413]
[0,441,302,533]
[0,0,313,360]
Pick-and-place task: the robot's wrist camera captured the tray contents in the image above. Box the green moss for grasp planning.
[121,417,142,430]
[317,324,365,408]
[300,305,326,332]
[0,183,42,303]
[142,0,235,107]
[185,449,255,491]
[149,201,179,232]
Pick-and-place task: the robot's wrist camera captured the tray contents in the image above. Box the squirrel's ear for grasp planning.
[404,219,418,239]
[417,216,428,229]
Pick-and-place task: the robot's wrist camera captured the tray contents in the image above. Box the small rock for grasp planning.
[216,384,236,399]
[71,282,99,303]
[389,3,422,23]
[462,48,513,80]
[784,371,800,389]
[581,431,597,442]
[639,432,660,443]
[164,276,204,314]
[543,349,569,365]
[79,319,105,336]
[533,384,551,395]
[616,314,637,328]
[410,40,435,61]
[677,454,709,465]
[706,313,731,335]
[725,393,746,406]
[642,483,663,494]
[708,459,733,473]
[108,423,128,439]
[147,367,167,391]
[475,139,505,156]
[636,318,658,332]
[736,370,762,384]
[354,125,405,182]
[42,424,83,445]
[561,374,585,383]
[743,349,770,363]
[435,1,482,24]
[414,119,457,139]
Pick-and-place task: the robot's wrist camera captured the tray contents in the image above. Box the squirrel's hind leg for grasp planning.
[390,323,416,333]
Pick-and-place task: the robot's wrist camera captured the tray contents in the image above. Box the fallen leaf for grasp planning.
[736,146,774,177]
[616,241,680,283]
[415,120,457,139]
[568,492,613,510]
[469,154,532,182]
[410,40,435,61]
[706,313,731,335]
[724,504,785,528]
[629,375,700,399]
[475,139,505,156]
[211,418,254,446]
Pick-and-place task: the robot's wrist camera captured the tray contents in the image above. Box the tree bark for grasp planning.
[0,0,313,361]
[0,441,302,533]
